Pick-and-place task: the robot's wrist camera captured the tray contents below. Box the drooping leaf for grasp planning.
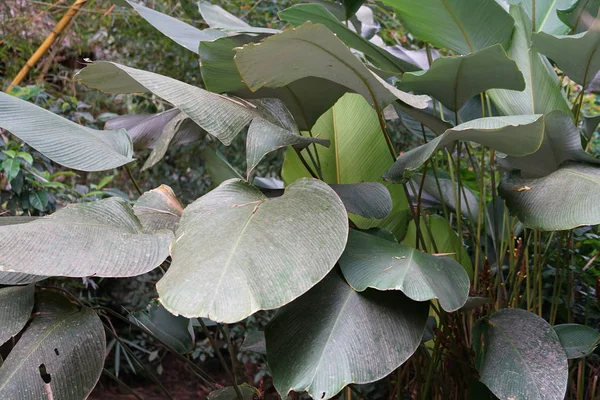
[473,308,568,400]
[402,215,474,280]
[282,94,410,238]
[0,285,34,346]
[554,324,600,359]
[501,0,573,33]
[398,44,525,111]
[384,46,439,71]
[201,146,244,187]
[489,5,572,116]
[584,113,600,138]
[207,383,259,400]
[394,100,454,139]
[330,183,392,219]
[382,0,514,55]
[267,271,428,400]
[129,301,194,353]
[0,91,133,171]
[76,62,300,147]
[278,4,420,73]
[532,15,600,87]
[0,292,105,400]
[501,110,600,178]
[0,197,173,277]
[157,178,348,323]
[558,0,600,33]
[198,1,278,34]
[340,229,469,311]
[113,0,225,53]
[234,22,430,111]
[499,163,600,230]
[133,185,183,233]
[384,114,545,183]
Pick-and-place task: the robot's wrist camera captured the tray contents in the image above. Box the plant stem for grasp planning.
[221,324,244,385]
[124,164,143,196]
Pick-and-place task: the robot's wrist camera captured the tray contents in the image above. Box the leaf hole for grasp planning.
[54,348,59,356]
[39,364,51,384]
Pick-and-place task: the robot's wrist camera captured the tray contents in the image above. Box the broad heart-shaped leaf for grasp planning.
[157,178,348,323]
[266,271,429,400]
[501,110,600,178]
[197,1,278,34]
[339,229,469,311]
[278,4,420,73]
[554,324,600,359]
[0,285,34,346]
[398,44,525,111]
[499,163,600,230]
[382,0,514,55]
[473,308,568,400]
[129,301,194,353]
[499,0,573,34]
[0,197,173,277]
[0,91,133,171]
[133,185,183,233]
[489,5,572,116]
[76,62,300,147]
[558,0,600,33]
[383,115,545,183]
[329,183,392,219]
[533,15,600,87]
[403,215,474,280]
[0,291,105,400]
[282,94,410,238]
[234,22,430,111]
[113,0,225,53]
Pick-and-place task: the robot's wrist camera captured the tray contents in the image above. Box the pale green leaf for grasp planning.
[554,324,600,359]
[340,229,469,311]
[198,1,278,34]
[0,92,133,171]
[0,285,34,346]
[0,197,173,277]
[157,178,348,323]
[267,271,428,400]
[133,185,183,233]
[501,0,573,33]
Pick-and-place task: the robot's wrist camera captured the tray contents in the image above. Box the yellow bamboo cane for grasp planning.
[6,0,88,92]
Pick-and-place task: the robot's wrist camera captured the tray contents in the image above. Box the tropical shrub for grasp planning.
[1,0,600,399]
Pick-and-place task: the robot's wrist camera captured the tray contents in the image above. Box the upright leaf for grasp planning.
[157,178,348,323]
[0,92,133,171]
[502,0,573,33]
[489,6,571,116]
[473,308,568,400]
[398,44,525,111]
[532,15,600,87]
[201,146,244,187]
[267,271,428,400]
[554,324,600,359]
[558,0,600,33]
[499,163,600,230]
[340,229,469,311]
[0,292,105,400]
[133,185,183,233]
[382,0,514,55]
[0,285,34,346]
[0,198,173,277]
[234,22,430,111]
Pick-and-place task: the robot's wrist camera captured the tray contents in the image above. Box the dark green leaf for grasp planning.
[554,324,600,359]
[330,183,392,219]
[28,191,48,212]
[0,285,34,346]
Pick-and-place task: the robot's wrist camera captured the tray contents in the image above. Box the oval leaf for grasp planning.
[157,178,348,323]
[0,285,34,346]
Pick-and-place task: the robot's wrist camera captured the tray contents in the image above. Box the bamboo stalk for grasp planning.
[6,0,88,91]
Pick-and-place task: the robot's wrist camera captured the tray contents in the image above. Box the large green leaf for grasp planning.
[77,62,300,147]
[499,163,600,230]
[113,0,225,53]
[0,292,105,400]
[501,111,600,178]
[382,0,514,55]
[0,285,34,346]
[0,92,133,171]
[129,301,194,353]
[278,3,419,73]
[266,271,428,400]
[133,185,183,233]
[157,178,348,323]
[197,2,278,34]
[473,308,568,400]
[558,0,600,33]
[489,6,571,116]
[383,114,545,183]
[330,183,392,219]
[339,229,469,311]
[500,0,573,33]
[234,22,430,111]
[282,93,410,238]
[201,146,243,187]
[398,44,525,111]
[0,198,173,277]
[0,272,45,285]
[554,324,600,359]
[532,15,600,87]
